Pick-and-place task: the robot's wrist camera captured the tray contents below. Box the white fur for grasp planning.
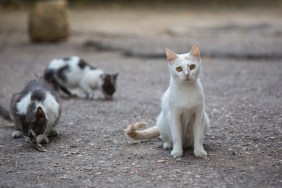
[158,45,209,157]
[79,69,104,99]
[16,93,32,114]
[49,56,88,88]
[47,56,107,99]
[48,57,69,69]
[40,92,60,133]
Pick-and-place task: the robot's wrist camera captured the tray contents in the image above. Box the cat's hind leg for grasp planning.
[157,113,174,151]
[47,122,59,137]
[59,85,72,96]
[48,129,59,137]
[12,121,23,138]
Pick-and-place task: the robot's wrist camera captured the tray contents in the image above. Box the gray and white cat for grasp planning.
[126,44,210,158]
[44,56,118,100]
[0,78,61,151]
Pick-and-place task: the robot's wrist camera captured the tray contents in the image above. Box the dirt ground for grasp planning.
[0,7,281,187]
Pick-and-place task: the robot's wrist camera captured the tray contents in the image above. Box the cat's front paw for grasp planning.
[163,142,172,150]
[194,148,207,158]
[171,149,183,157]
[12,131,22,138]
[37,135,49,144]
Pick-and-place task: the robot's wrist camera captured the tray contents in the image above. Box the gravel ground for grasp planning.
[0,7,281,187]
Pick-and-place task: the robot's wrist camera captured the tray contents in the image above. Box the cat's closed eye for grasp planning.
[190,64,196,70]
[176,67,182,72]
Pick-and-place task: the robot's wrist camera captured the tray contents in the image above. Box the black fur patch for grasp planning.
[78,59,88,69]
[89,65,96,70]
[21,78,52,96]
[78,58,96,70]
[102,74,116,96]
[57,65,69,82]
[44,69,55,83]
[44,70,58,92]
[31,89,46,102]
[23,102,47,137]
[59,85,72,96]
[62,57,70,61]
[44,69,71,96]
[26,102,36,121]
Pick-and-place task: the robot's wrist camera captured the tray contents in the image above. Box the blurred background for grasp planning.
[0,0,281,59]
[1,0,282,8]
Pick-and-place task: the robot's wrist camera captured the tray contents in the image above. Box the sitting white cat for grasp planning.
[126,44,210,157]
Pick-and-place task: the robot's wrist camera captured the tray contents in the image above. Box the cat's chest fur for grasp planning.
[168,80,204,112]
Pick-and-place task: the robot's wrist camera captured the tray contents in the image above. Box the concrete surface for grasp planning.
[0,7,281,187]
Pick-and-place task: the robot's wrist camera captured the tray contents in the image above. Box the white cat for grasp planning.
[44,56,118,100]
[126,44,210,157]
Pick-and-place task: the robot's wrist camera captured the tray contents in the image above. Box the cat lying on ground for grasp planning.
[126,44,210,158]
[0,78,61,151]
[44,56,118,100]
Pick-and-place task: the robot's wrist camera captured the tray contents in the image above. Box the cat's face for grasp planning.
[101,73,118,100]
[166,44,201,83]
[21,106,47,143]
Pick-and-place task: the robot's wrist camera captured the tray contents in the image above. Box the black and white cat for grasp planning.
[126,44,210,158]
[44,56,118,100]
[0,78,61,151]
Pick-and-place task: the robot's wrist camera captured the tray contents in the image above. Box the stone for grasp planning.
[29,0,70,42]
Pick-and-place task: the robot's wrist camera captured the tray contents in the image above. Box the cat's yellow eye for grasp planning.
[176,67,182,72]
[190,64,196,70]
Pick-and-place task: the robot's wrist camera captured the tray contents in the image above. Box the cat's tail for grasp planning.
[44,69,72,96]
[0,104,12,121]
[44,69,56,83]
[125,122,160,140]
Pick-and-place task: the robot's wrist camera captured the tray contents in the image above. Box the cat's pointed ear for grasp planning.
[189,43,201,59]
[112,73,119,80]
[166,48,178,63]
[36,107,45,121]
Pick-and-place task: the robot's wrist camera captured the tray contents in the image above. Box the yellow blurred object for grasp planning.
[29,0,70,42]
